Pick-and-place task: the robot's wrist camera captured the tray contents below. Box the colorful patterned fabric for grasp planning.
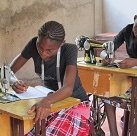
[103,89,131,111]
[25,101,94,136]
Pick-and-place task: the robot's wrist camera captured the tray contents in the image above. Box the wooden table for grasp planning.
[0,97,80,136]
[77,58,137,136]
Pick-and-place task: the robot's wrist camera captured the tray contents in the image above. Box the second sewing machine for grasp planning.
[75,35,115,64]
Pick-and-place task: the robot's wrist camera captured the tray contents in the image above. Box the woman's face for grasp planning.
[36,38,61,61]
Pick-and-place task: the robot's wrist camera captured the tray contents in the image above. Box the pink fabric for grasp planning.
[70,103,90,119]
[25,101,94,136]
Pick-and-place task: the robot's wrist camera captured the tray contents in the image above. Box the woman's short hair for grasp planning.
[134,15,137,21]
[38,21,65,43]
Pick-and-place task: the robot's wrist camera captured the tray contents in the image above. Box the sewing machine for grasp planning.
[75,36,114,64]
[0,64,19,102]
[0,64,11,93]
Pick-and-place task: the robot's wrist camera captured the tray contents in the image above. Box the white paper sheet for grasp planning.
[10,85,54,99]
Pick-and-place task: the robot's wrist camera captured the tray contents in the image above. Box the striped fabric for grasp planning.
[25,101,94,136]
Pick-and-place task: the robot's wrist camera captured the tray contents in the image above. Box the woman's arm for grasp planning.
[29,65,77,122]
[118,58,137,68]
[10,53,28,73]
[10,54,29,92]
[46,65,77,102]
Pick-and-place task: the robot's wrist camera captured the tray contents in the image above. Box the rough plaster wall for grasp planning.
[0,0,95,79]
[94,0,103,35]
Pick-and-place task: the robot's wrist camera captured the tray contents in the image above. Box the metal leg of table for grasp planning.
[10,117,24,136]
[10,118,46,136]
[92,95,105,136]
[35,119,46,136]
[122,110,130,136]
[129,77,137,136]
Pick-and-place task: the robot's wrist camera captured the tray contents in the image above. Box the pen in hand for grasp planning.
[18,80,28,91]
[13,80,28,93]
[11,71,28,93]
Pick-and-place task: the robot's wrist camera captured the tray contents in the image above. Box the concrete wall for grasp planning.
[102,0,137,60]
[0,0,103,79]
[103,0,137,32]
[1,0,135,80]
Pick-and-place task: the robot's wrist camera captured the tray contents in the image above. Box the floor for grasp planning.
[89,95,123,136]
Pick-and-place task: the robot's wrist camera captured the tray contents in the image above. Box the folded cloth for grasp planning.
[25,101,94,136]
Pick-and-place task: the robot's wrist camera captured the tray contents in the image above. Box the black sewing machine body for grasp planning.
[75,36,114,64]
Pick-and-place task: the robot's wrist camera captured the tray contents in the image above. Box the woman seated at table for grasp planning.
[10,21,94,136]
[102,15,137,136]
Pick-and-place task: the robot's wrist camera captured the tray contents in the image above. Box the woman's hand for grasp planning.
[118,58,137,68]
[101,58,113,66]
[12,80,28,93]
[27,99,51,123]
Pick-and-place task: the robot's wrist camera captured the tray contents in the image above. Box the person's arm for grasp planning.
[113,25,130,51]
[45,65,76,102]
[28,64,77,122]
[11,37,37,73]
[10,37,37,92]
[118,58,137,68]
[10,53,28,73]
[10,54,29,93]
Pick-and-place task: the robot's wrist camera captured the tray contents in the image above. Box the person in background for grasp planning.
[103,15,137,136]
[10,21,94,136]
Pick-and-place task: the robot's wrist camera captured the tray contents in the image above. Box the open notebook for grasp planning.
[10,85,54,100]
